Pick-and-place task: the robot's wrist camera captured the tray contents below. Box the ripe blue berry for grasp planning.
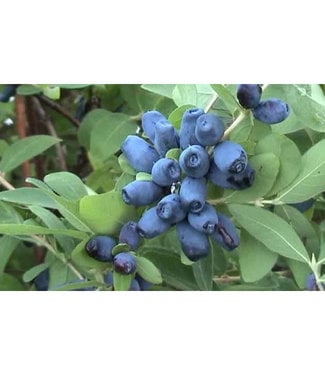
[156,193,187,224]
[290,199,314,213]
[34,268,49,291]
[236,84,262,109]
[113,252,137,275]
[154,120,180,157]
[195,113,224,146]
[122,180,163,206]
[179,108,205,149]
[121,135,160,173]
[306,272,317,291]
[211,213,239,251]
[142,110,167,143]
[252,98,289,124]
[179,145,210,178]
[213,140,247,174]
[176,220,210,261]
[208,160,255,190]
[151,158,181,187]
[119,221,141,250]
[85,235,116,262]
[179,176,207,213]
[0,84,19,102]
[188,203,219,234]
[137,207,171,238]
[135,274,152,291]
[129,278,141,291]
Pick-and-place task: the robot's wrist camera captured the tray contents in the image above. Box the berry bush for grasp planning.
[1,83,325,291]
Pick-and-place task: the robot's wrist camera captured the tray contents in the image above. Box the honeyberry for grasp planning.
[141,110,167,143]
[252,98,289,124]
[179,145,210,178]
[213,140,247,174]
[211,213,239,251]
[179,176,207,213]
[0,84,19,102]
[236,84,262,109]
[113,252,137,275]
[122,180,163,206]
[195,113,224,146]
[151,158,181,187]
[85,235,116,262]
[176,219,210,261]
[179,107,205,149]
[154,120,180,157]
[121,135,160,173]
[137,207,171,238]
[187,203,219,235]
[119,221,141,250]
[156,193,187,224]
[34,268,49,291]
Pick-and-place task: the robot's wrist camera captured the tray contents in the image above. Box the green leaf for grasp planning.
[114,172,135,191]
[228,204,310,263]
[0,135,61,174]
[286,258,311,289]
[22,262,50,283]
[71,239,111,272]
[113,272,133,291]
[238,230,278,283]
[223,153,280,204]
[136,256,162,284]
[118,154,136,175]
[44,172,88,200]
[0,236,20,274]
[274,205,319,255]
[112,243,130,256]
[16,84,42,96]
[255,133,302,196]
[42,85,60,100]
[0,223,87,239]
[172,84,216,109]
[0,201,23,224]
[79,191,137,235]
[165,148,181,161]
[78,109,108,149]
[48,259,70,290]
[276,139,325,203]
[29,206,76,253]
[50,280,100,291]
[58,84,91,90]
[191,250,214,290]
[25,177,53,191]
[0,187,58,209]
[135,172,152,182]
[168,105,194,130]
[0,273,25,291]
[141,84,176,99]
[211,84,241,114]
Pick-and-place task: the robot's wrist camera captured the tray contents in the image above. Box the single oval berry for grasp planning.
[188,203,219,234]
[141,110,167,143]
[119,221,141,251]
[85,235,116,262]
[179,176,207,213]
[156,194,187,224]
[179,145,210,178]
[252,98,289,124]
[236,84,262,109]
[151,158,181,187]
[213,140,247,174]
[179,107,205,149]
[195,113,224,146]
[113,252,137,275]
[122,180,163,206]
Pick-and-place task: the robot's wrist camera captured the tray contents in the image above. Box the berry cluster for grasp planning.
[120,106,254,262]
[85,222,152,290]
[236,84,289,124]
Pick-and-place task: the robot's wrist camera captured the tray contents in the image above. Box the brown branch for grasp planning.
[30,97,68,171]
[36,94,81,128]
[15,94,31,184]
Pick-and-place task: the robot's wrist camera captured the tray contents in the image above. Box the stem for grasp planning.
[204,92,218,113]
[0,172,15,190]
[36,94,81,128]
[222,111,246,140]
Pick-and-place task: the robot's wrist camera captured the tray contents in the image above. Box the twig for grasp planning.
[0,172,15,190]
[36,94,81,128]
[31,97,67,171]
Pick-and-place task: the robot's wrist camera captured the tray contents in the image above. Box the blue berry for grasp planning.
[142,110,167,143]
[236,84,262,109]
[34,268,49,291]
[188,203,219,234]
[213,140,247,174]
[195,113,224,146]
[211,213,239,251]
[104,271,114,286]
[179,176,207,213]
[176,220,210,261]
[129,278,141,291]
[306,272,317,291]
[156,193,187,224]
[122,180,163,206]
[151,158,181,187]
[137,207,171,238]
[85,235,116,262]
[0,84,19,102]
[179,145,210,178]
[113,252,137,275]
[154,120,180,157]
[290,199,314,213]
[135,274,152,291]
[121,135,160,173]
[208,160,255,190]
[119,221,141,250]
[179,108,205,149]
[252,98,289,124]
